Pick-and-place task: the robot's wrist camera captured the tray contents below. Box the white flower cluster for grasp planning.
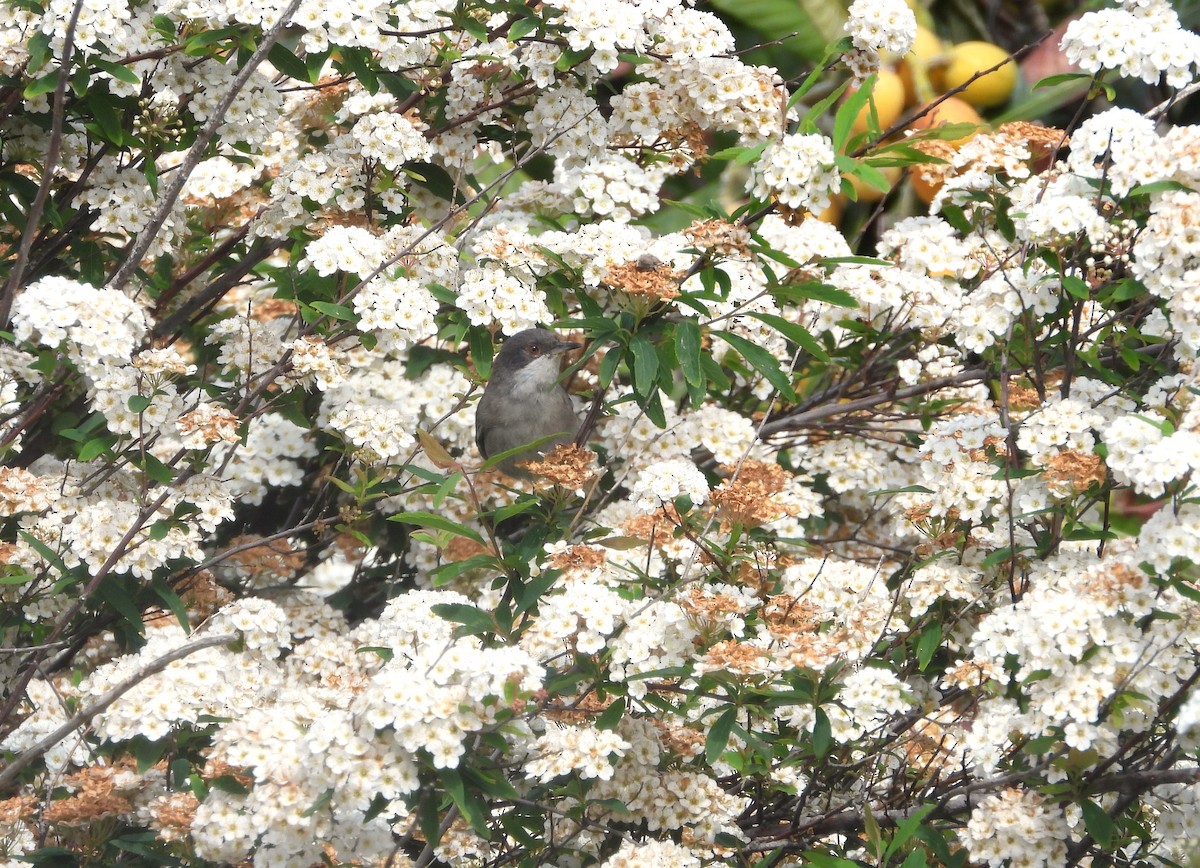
[353,275,440,354]
[10,468,232,587]
[327,403,417,463]
[210,413,318,505]
[629,458,711,511]
[11,277,147,378]
[349,111,432,171]
[526,722,631,781]
[457,262,553,335]
[600,838,704,867]
[965,548,1196,767]
[1061,0,1200,87]
[961,789,1070,868]
[1102,411,1200,497]
[843,0,917,74]
[747,133,841,214]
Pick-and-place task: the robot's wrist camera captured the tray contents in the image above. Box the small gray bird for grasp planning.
[475,328,581,477]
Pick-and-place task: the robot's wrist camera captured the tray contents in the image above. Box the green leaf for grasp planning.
[628,332,659,395]
[706,0,836,63]
[715,330,797,401]
[555,47,591,71]
[23,69,61,99]
[1062,275,1090,300]
[598,346,620,387]
[675,320,704,388]
[834,74,875,151]
[885,804,936,860]
[772,281,858,308]
[441,768,491,838]
[78,435,117,462]
[705,706,737,765]
[508,16,539,41]
[1032,72,1095,90]
[268,42,313,82]
[309,300,357,322]
[430,602,496,637]
[138,453,175,484]
[812,707,832,758]
[152,579,191,632]
[389,510,485,546]
[916,622,941,671]
[83,92,125,145]
[133,735,167,773]
[93,57,141,84]
[747,311,830,363]
[128,394,152,413]
[26,29,52,71]
[1080,798,1115,849]
[596,697,625,731]
[0,570,35,586]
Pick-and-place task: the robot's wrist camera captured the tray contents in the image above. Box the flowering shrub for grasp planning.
[1,0,1199,865]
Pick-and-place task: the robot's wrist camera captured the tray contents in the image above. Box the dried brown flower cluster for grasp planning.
[149,791,199,843]
[176,404,240,446]
[622,504,686,549]
[711,460,797,528]
[0,466,52,514]
[1005,383,1042,413]
[699,638,773,675]
[909,138,958,194]
[544,690,611,726]
[546,543,608,572]
[42,766,135,825]
[216,534,307,585]
[661,120,709,169]
[602,258,682,301]
[523,444,600,490]
[684,218,751,258]
[1044,450,1106,493]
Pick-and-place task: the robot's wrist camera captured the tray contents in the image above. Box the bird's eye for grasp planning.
[527,344,542,355]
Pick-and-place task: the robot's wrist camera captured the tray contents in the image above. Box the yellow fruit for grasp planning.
[905,96,984,145]
[897,26,944,105]
[813,195,843,225]
[847,69,907,138]
[939,40,1018,108]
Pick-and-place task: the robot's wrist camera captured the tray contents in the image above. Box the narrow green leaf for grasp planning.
[26,29,52,71]
[23,70,60,99]
[916,622,941,671]
[441,768,491,838]
[1080,798,1115,849]
[596,697,626,731]
[772,281,859,308]
[834,73,875,150]
[676,320,704,388]
[715,330,797,401]
[0,570,35,585]
[310,301,357,321]
[389,510,485,546]
[747,311,830,363]
[629,332,659,395]
[705,707,737,766]
[78,436,116,462]
[93,57,140,84]
[430,602,495,637]
[812,707,832,758]
[268,42,312,82]
[508,16,539,40]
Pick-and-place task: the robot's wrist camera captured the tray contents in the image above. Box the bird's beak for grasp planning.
[554,338,582,354]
